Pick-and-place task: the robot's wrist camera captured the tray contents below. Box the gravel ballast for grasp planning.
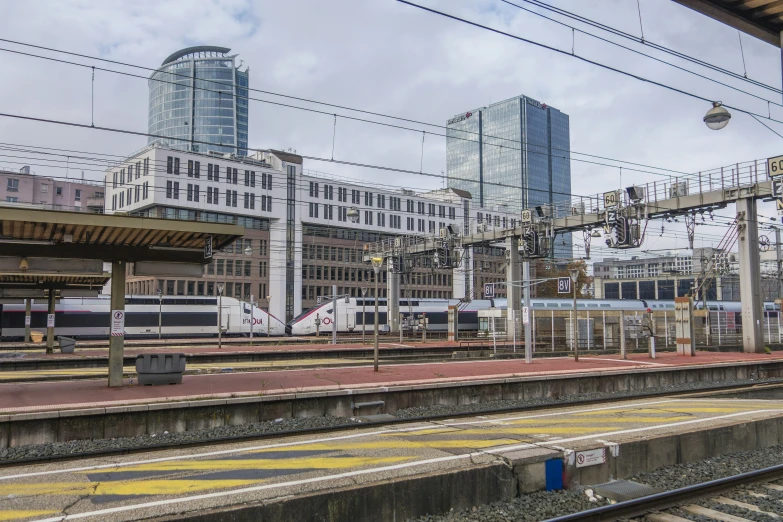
[409,444,783,521]
[0,415,359,462]
[393,377,783,419]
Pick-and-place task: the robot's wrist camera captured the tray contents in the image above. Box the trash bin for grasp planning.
[135,353,186,385]
[30,331,44,343]
[58,336,76,354]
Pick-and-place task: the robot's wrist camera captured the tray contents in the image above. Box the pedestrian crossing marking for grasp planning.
[0,511,59,521]
[0,479,261,497]
[98,455,413,473]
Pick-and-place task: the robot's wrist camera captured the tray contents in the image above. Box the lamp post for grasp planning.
[157,288,163,340]
[362,288,367,344]
[266,295,272,337]
[217,283,224,350]
[569,267,579,362]
[371,256,384,372]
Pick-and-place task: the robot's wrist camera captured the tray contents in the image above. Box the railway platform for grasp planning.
[2,393,783,521]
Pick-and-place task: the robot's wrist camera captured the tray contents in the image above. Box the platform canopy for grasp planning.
[673,0,783,45]
[0,207,244,264]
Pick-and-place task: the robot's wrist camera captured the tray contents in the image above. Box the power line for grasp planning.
[397,0,783,131]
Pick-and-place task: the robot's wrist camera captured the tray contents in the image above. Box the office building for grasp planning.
[446,95,572,257]
[148,46,249,157]
[0,166,104,212]
[105,144,523,322]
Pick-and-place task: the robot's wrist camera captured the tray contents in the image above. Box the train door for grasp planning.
[345,306,355,331]
[220,304,230,333]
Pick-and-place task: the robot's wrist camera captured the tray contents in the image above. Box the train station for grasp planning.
[4,1,783,521]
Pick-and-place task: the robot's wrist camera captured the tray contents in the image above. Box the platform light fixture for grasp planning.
[370,256,384,372]
[704,101,731,130]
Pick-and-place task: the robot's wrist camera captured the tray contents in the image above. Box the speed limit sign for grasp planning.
[767,154,783,178]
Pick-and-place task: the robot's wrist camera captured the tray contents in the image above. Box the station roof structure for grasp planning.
[673,0,783,45]
[0,207,244,264]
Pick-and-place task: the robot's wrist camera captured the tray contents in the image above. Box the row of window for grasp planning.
[164,156,273,189]
[306,181,455,217]
[111,158,151,188]
[164,182,273,211]
[111,182,150,210]
[6,178,90,200]
[476,212,517,228]
[153,278,267,300]
[302,286,452,302]
[203,259,269,278]
[301,265,452,286]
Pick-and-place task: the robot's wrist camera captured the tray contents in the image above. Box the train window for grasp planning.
[532,303,545,308]
[587,303,598,308]
[546,303,559,308]
[600,304,611,308]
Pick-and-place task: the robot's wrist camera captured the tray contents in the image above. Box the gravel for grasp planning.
[408,443,783,521]
[393,377,783,419]
[0,415,359,462]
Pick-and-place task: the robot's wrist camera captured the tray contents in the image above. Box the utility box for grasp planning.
[58,336,76,354]
[674,297,695,356]
[136,353,186,385]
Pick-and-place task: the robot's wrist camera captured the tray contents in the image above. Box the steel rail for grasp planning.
[543,462,783,521]
[0,380,780,469]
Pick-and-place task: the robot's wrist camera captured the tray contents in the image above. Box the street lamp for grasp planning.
[704,101,731,131]
[347,207,360,224]
[243,244,253,256]
[266,295,272,337]
[217,283,224,350]
[361,288,367,344]
[569,267,579,362]
[371,256,384,372]
[157,288,163,340]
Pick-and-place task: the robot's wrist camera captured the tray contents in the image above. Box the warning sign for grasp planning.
[25,315,31,326]
[47,314,55,328]
[575,448,606,468]
[522,306,530,325]
[111,310,125,337]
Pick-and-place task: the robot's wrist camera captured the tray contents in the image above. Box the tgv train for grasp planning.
[0,295,287,340]
[286,296,780,336]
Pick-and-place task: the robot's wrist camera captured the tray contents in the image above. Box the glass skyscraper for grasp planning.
[446,95,572,257]
[148,46,249,156]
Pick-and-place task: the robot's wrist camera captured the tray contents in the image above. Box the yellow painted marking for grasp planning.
[506,416,694,424]
[0,511,59,521]
[254,439,523,453]
[0,479,260,497]
[451,427,622,435]
[101,455,413,473]
[575,407,744,415]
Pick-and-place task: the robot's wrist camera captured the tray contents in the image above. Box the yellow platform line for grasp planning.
[499,416,694,425]
[0,479,260,497]
[97,455,413,473]
[575,407,746,415]
[0,511,59,521]
[253,439,523,453]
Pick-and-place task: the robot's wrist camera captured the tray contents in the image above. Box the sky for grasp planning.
[1,0,782,262]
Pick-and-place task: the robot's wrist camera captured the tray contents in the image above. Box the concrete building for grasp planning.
[104,144,522,322]
[446,94,572,258]
[0,166,104,212]
[148,46,249,157]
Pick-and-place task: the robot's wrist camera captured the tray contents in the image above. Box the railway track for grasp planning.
[1,380,780,469]
[544,463,783,521]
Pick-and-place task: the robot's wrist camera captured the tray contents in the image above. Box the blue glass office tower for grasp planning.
[148,46,249,156]
[446,95,572,258]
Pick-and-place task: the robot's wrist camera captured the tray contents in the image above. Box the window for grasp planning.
[364,210,373,225]
[227,260,234,276]
[167,157,173,174]
[194,161,200,178]
[136,161,142,179]
[378,194,385,209]
[119,192,124,207]
[266,196,272,211]
[6,196,18,203]
[144,157,150,176]
[324,204,333,220]
[134,184,140,203]
[143,181,149,199]
[112,172,118,188]
[309,202,319,218]
[365,191,373,207]
[244,261,251,277]
[111,194,116,210]
[6,179,18,192]
[243,192,255,209]
[309,181,319,198]
[40,184,48,193]
[217,259,224,276]
[208,164,214,181]
[231,168,238,184]
[174,157,180,175]
[128,165,134,179]
[207,186,218,204]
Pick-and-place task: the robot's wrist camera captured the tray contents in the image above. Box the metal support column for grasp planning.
[46,291,55,354]
[108,260,126,388]
[737,197,764,353]
[776,228,783,299]
[620,310,627,359]
[506,237,520,341]
[387,266,399,334]
[523,260,532,363]
[24,298,31,343]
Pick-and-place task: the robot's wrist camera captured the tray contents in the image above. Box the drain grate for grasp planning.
[593,480,661,502]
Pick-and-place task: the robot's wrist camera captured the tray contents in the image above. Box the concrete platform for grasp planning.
[2,395,783,521]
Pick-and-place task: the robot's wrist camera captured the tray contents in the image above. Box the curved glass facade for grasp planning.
[148,47,249,156]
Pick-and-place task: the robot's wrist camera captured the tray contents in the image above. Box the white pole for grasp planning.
[586,310,591,350]
[664,312,669,347]
[332,284,337,346]
[602,311,607,350]
[766,311,771,344]
[717,311,722,346]
[551,310,555,351]
[634,310,639,350]
[249,294,254,344]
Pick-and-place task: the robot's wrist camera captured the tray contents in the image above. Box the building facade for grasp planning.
[105,144,523,322]
[148,46,249,157]
[446,95,572,257]
[0,167,104,212]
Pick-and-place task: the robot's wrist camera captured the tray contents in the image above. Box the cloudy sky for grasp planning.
[1,0,782,260]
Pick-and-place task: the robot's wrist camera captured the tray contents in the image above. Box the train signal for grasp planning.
[437,241,450,268]
[522,230,539,257]
[557,277,572,294]
[616,217,630,246]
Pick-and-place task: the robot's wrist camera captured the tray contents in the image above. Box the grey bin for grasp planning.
[135,353,186,385]
[58,336,76,354]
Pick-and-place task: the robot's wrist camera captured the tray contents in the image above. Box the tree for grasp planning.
[532,259,590,298]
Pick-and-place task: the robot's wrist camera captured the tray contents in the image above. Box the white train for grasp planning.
[0,295,287,340]
[286,296,779,336]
